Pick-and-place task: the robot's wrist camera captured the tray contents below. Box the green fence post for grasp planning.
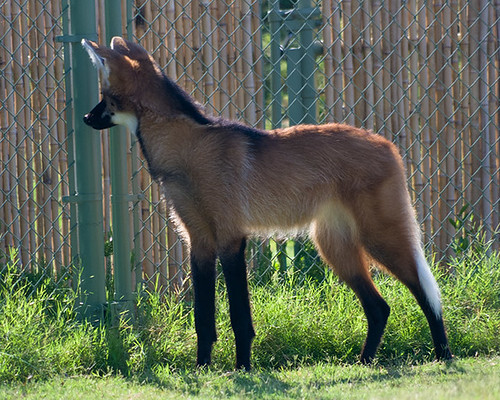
[269,0,283,129]
[124,5,144,298]
[125,0,142,296]
[60,0,79,267]
[68,0,106,320]
[271,1,320,127]
[298,0,317,125]
[105,0,134,317]
[287,47,304,126]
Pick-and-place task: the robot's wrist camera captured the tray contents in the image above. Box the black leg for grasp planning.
[220,238,255,371]
[349,276,391,364]
[191,251,217,367]
[408,285,452,361]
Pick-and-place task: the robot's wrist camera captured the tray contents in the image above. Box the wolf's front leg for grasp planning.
[220,238,255,371]
[191,249,217,367]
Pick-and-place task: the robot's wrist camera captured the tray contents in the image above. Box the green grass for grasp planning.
[1,357,499,399]
[0,250,499,398]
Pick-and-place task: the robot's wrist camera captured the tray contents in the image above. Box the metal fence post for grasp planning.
[125,0,145,299]
[66,0,106,319]
[298,0,319,125]
[268,0,283,129]
[269,1,321,127]
[60,0,79,267]
[105,0,134,315]
[286,47,304,126]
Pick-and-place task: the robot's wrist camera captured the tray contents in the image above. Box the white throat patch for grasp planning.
[111,112,138,134]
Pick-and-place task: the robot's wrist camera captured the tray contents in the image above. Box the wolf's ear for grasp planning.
[82,38,130,87]
[82,39,106,69]
[110,36,149,60]
[82,38,113,85]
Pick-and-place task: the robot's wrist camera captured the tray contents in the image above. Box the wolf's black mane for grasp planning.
[160,72,214,126]
[160,71,267,145]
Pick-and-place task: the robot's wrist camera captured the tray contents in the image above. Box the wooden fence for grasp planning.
[1,0,498,290]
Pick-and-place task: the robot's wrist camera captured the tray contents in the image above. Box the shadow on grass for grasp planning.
[134,358,464,398]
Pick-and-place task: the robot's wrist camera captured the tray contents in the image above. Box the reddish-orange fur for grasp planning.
[82,37,452,369]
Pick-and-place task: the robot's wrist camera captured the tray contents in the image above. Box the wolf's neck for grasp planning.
[134,123,162,181]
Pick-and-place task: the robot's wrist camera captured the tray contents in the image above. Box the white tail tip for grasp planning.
[415,248,442,318]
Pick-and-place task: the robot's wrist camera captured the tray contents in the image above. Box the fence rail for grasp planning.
[1,0,499,297]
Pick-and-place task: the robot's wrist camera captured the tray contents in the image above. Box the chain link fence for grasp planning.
[0,0,72,293]
[1,0,499,297]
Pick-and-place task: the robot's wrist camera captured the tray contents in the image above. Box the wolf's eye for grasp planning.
[107,95,122,114]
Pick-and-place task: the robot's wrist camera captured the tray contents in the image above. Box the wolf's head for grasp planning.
[83,37,212,134]
[81,37,164,132]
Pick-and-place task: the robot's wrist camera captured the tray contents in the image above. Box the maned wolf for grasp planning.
[82,37,452,370]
